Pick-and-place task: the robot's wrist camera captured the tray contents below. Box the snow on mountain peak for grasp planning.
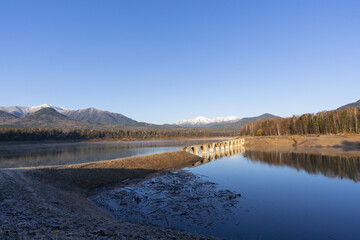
[30,104,70,112]
[175,116,241,127]
[0,104,71,117]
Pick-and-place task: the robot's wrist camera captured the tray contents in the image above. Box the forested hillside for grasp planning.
[0,128,238,141]
[240,107,360,136]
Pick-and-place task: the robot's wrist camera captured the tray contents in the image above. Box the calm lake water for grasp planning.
[184,150,360,239]
[93,147,360,240]
[2,140,359,239]
[0,139,219,168]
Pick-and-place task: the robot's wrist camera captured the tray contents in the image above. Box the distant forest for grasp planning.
[0,128,238,141]
[240,107,360,136]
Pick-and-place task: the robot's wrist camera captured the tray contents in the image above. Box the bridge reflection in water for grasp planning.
[184,138,360,182]
[183,138,245,162]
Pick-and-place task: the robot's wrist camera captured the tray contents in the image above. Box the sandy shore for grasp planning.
[0,151,219,239]
[244,134,360,157]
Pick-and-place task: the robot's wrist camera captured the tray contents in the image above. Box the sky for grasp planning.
[0,0,359,124]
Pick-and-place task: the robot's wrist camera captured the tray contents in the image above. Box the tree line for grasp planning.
[0,128,238,141]
[240,107,360,136]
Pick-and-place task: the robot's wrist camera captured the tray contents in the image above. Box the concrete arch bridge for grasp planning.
[183,138,245,160]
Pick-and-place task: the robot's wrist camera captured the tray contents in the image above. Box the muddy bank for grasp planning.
[92,171,241,233]
[29,151,202,193]
[244,135,360,157]
[0,151,219,239]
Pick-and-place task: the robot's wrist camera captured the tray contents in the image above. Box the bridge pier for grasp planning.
[215,145,220,157]
[208,144,215,153]
[193,146,199,155]
[209,152,215,161]
[183,138,245,160]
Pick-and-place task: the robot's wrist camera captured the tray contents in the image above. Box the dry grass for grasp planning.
[244,134,360,157]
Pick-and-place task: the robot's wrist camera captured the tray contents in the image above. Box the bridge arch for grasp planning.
[207,143,215,153]
[199,145,207,156]
[183,138,245,158]
[191,146,199,155]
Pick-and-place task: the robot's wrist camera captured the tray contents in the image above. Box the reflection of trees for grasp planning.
[244,151,360,182]
[0,139,218,168]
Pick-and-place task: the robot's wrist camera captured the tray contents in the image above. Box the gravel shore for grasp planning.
[0,151,218,239]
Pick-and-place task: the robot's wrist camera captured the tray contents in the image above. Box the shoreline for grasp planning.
[244,134,360,157]
[2,135,360,239]
[0,151,219,239]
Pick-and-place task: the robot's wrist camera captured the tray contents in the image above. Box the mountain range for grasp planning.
[0,108,93,129]
[1,100,358,130]
[0,104,281,130]
[0,104,158,127]
[0,104,69,117]
[175,116,241,128]
[0,105,154,129]
[213,113,281,129]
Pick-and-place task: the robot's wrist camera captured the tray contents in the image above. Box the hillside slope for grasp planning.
[63,108,139,126]
[0,108,93,129]
[338,99,360,110]
[213,113,280,129]
[0,110,19,122]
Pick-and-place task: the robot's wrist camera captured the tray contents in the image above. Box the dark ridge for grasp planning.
[0,110,18,122]
[212,113,280,130]
[338,99,360,110]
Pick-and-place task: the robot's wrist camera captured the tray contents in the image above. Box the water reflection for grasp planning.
[198,146,246,162]
[244,150,360,182]
[185,150,360,240]
[190,145,360,183]
[87,145,360,240]
[0,139,223,168]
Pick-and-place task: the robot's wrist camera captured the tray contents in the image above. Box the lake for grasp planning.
[2,140,359,239]
[93,147,360,240]
[0,139,220,168]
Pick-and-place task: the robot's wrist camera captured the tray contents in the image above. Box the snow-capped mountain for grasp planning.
[0,104,147,127]
[0,104,70,117]
[175,116,241,127]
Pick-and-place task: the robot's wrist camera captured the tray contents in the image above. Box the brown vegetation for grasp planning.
[244,135,360,158]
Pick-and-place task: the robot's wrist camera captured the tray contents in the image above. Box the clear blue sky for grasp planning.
[1,0,359,124]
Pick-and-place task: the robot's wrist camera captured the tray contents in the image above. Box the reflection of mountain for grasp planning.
[0,139,220,168]
[244,150,360,182]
